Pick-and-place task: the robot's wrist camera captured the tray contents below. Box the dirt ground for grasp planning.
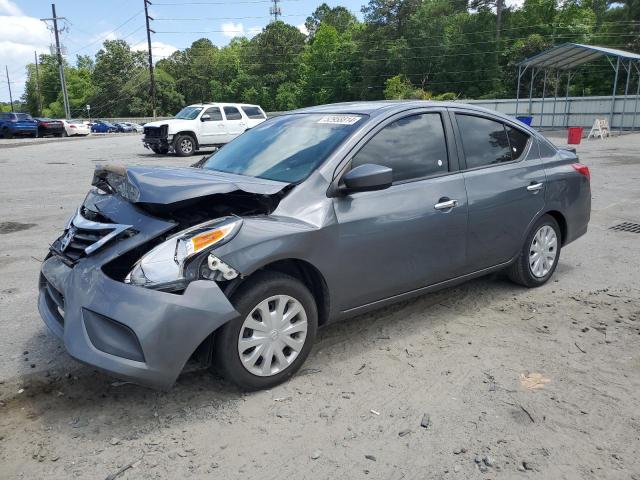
[0,132,639,479]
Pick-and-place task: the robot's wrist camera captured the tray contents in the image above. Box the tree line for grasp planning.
[11,0,640,118]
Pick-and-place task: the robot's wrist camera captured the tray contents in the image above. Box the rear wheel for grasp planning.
[173,134,196,156]
[214,271,318,390]
[2,128,12,139]
[507,214,561,287]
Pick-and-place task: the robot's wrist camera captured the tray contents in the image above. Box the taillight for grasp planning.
[572,163,590,181]
[70,124,76,128]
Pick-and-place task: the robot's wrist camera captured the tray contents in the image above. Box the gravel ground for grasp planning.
[0,133,639,479]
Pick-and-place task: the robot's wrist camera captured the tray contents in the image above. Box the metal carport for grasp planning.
[515,43,640,132]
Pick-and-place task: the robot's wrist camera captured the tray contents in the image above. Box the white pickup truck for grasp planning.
[142,103,267,156]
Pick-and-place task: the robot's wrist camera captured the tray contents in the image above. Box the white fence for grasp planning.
[462,95,640,130]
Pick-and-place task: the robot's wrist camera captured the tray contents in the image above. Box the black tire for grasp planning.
[507,214,561,288]
[150,145,169,155]
[213,271,318,390]
[173,134,196,157]
[2,128,12,139]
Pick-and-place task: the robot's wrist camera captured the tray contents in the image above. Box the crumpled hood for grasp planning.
[93,165,289,205]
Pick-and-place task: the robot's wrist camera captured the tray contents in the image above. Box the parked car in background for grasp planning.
[114,122,135,133]
[91,120,117,133]
[38,101,591,391]
[0,112,38,138]
[121,122,143,133]
[142,103,267,156]
[61,119,91,137]
[34,118,65,137]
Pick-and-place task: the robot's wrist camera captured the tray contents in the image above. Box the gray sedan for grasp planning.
[38,101,591,390]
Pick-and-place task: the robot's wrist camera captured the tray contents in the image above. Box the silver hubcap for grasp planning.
[180,138,193,153]
[529,225,558,278]
[238,295,308,377]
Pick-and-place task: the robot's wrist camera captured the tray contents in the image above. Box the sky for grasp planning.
[0,0,524,103]
[0,0,365,102]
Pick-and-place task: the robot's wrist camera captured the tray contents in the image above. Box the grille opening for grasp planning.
[610,222,640,234]
[43,279,65,326]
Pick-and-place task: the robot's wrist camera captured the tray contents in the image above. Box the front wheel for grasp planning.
[150,145,169,154]
[507,214,561,287]
[214,271,318,390]
[173,134,196,156]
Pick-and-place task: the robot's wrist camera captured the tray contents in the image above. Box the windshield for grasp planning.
[202,113,365,183]
[174,106,203,120]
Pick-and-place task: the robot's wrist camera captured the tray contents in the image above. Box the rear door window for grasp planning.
[351,113,449,183]
[223,106,242,120]
[456,114,513,169]
[203,107,222,121]
[506,125,530,160]
[241,106,266,119]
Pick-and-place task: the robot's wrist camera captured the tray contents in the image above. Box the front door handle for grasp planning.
[434,199,459,210]
[527,182,544,192]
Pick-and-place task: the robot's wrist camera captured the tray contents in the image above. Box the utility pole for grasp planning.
[5,66,14,112]
[144,0,157,119]
[41,4,70,119]
[270,0,281,22]
[34,51,42,116]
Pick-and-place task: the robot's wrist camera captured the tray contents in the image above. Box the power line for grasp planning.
[152,0,301,4]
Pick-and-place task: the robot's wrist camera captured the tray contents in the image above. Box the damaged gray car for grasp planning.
[38,101,591,390]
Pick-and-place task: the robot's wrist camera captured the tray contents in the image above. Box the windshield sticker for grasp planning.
[317,115,361,125]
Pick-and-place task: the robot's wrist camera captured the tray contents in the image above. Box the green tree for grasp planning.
[305,3,357,37]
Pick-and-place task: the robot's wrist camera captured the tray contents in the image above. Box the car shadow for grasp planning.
[2,272,531,440]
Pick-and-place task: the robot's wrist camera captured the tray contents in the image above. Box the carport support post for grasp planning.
[540,70,548,129]
[515,65,522,117]
[564,72,572,127]
[528,68,535,120]
[633,62,640,132]
[610,57,620,131]
[620,59,631,133]
[551,70,560,129]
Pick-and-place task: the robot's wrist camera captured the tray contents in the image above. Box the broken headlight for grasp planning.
[124,217,241,290]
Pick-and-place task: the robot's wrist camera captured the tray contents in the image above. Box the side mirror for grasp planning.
[201,114,211,122]
[341,164,393,194]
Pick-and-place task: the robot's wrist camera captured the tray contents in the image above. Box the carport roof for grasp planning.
[518,43,640,70]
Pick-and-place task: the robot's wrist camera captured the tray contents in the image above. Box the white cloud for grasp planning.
[0,0,22,16]
[221,22,262,39]
[132,41,178,61]
[297,23,309,36]
[222,22,245,38]
[0,14,51,101]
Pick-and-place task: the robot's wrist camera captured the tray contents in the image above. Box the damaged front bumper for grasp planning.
[37,193,240,389]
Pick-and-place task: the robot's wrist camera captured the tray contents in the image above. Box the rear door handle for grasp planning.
[527,182,544,192]
[434,199,459,210]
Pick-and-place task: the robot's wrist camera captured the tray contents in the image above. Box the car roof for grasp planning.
[294,100,499,115]
[291,100,539,135]
[187,103,261,108]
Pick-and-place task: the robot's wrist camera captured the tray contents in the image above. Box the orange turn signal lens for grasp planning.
[190,229,225,252]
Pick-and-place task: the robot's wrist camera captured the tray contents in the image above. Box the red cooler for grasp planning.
[567,127,584,145]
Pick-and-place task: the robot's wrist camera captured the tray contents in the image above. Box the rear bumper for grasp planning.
[38,255,239,389]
